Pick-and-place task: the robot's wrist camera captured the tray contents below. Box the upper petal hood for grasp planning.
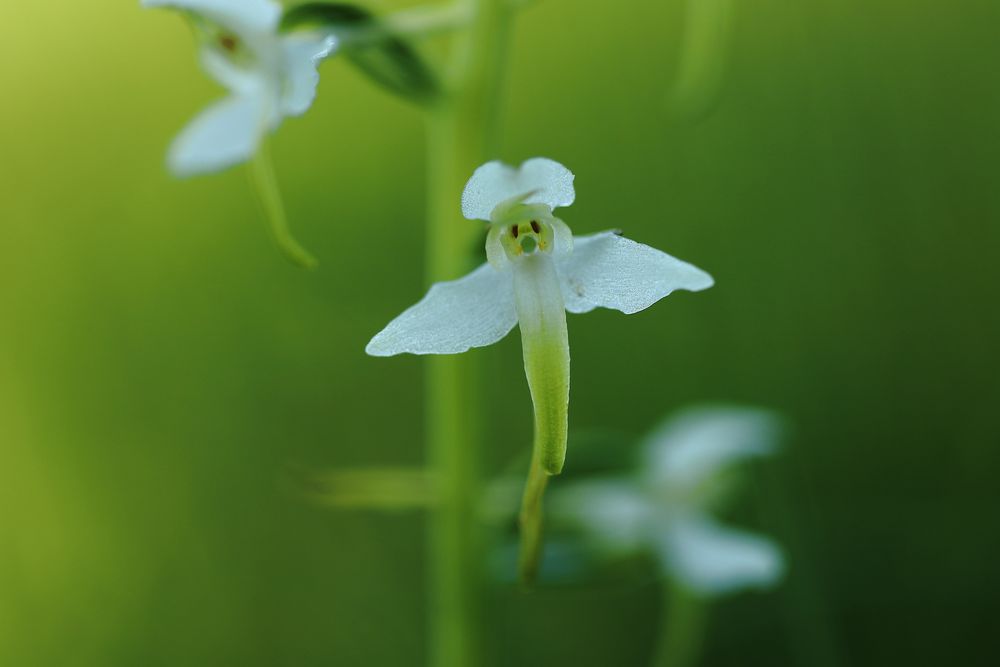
[461,158,576,221]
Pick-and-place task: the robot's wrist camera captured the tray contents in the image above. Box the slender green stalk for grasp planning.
[424,1,514,665]
[653,585,709,667]
[517,448,549,584]
[247,140,317,269]
[668,0,734,121]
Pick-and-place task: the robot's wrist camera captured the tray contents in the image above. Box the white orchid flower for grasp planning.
[367,158,714,476]
[552,406,786,595]
[143,0,335,177]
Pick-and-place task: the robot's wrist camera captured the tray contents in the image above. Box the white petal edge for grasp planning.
[642,406,783,489]
[366,263,518,356]
[142,0,281,34]
[461,158,576,221]
[280,33,338,117]
[167,93,266,177]
[657,513,785,595]
[557,232,714,315]
[549,480,652,556]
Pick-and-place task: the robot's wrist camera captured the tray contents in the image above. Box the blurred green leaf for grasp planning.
[281,2,440,103]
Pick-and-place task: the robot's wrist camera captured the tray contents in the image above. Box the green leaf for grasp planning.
[281,3,440,103]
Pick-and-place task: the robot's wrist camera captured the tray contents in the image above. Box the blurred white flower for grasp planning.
[366,158,713,474]
[143,0,335,176]
[552,406,786,595]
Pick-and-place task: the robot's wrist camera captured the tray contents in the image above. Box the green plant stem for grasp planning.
[424,1,513,665]
[667,0,734,121]
[653,585,709,667]
[247,140,317,269]
[516,447,549,585]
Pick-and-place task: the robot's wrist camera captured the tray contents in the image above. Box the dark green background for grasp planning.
[2,0,998,664]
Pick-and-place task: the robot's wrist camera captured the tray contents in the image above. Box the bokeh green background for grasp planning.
[2,0,998,664]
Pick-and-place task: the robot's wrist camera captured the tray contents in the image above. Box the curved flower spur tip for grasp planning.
[365,263,518,357]
[556,232,714,315]
[641,406,785,488]
[461,157,575,221]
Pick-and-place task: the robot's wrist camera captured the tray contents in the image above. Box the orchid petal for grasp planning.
[642,406,783,489]
[557,232,714,315]
[167,93,266,177]
[199,47,263,95]
[280,33,337,116]
[550,480,651,555]
[461,158,575,221]
[366,263,517,356]
[142,0,281,34]
[550,217,574,256]
[657,513,784,595]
